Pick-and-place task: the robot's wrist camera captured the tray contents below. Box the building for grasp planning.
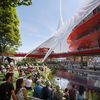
[67,5,100,51]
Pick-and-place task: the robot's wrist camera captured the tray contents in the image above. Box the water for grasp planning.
[54,77,69,89]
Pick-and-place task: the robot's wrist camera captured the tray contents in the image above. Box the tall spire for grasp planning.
[57,0,64,30]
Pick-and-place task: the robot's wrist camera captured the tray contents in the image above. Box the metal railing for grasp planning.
[27,96,43,100]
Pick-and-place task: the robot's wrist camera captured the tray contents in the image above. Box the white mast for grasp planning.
[42,0,65,61]
[57,0,64,30]
[57,0,64,53]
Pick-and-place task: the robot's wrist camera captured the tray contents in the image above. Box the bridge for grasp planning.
[0,48,100,58]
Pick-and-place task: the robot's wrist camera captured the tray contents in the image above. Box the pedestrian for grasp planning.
[15,78,27,100]
[0,73,17,100]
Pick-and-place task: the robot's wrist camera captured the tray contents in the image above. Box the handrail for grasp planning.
[27,96,43,100]
[64,68,100,75]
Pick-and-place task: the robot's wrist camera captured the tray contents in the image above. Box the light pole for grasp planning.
[1,37,5,63]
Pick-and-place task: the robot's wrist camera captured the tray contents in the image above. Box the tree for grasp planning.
[0,0,32,54]
[0,1,32,64]
[0,7,21,54]
[0,0,32,7]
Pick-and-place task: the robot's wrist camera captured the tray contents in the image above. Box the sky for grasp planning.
[17,0,84,53]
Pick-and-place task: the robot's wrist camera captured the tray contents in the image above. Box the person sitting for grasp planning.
[53,85,63,100]
[69,84,76,100]
[0,73,17,100]
[33,80,43,98]
[25,76,32,90]
[64,88,69,100]
[15,78,27,100]
[41,80,53,100]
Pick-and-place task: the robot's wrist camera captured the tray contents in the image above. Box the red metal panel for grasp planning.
[69,31,100,50]
[67,13,100,43]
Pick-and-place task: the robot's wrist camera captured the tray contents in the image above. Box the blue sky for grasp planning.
[17,0,84,53]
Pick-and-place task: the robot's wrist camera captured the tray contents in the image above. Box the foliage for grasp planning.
[0,0,32,54]
[0,60,3,65]
[0,7,21,54]
[43,62,47,66]
[16,61,25,66]
[0,0,32,7]
[47,71,54,81]
[21,57,36,65]
[51,67,56,75]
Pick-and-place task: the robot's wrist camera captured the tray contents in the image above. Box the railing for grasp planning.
[64,67,100,76]
[56,70,100,90]
[74,6,100,30]
[27,96,43,100]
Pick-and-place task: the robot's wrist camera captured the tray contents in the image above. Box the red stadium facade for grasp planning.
[67,5,100,51]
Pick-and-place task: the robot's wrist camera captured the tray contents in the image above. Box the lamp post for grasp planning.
[1,45,3,62]
[1,37,5,63]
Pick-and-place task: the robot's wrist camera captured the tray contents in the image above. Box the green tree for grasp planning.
[0,0,32,54]
[0,0,32,7]
[0,7,21,54]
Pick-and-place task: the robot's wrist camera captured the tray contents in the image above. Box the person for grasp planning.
[53,85,63,100]
[5,57,14,65]
[33,80,43,98]
[25,76,32,90]
[69,84,76,100]
[76,85,85,100]
[64,88,69,100]
[0,73,17,100]
[15,78,27,100]
[41,80,52,100]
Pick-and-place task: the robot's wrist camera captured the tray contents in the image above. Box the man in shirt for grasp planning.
[69,84,76,100]
[0,73,17,100]
[33,80,43,98]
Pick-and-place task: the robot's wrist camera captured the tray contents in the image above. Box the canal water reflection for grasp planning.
[54,77,69,89]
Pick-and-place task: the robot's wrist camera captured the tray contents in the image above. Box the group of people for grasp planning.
[0,64,100,100]
[0,73,86,100]
[0,71,33,100]
[33,81,100,100]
